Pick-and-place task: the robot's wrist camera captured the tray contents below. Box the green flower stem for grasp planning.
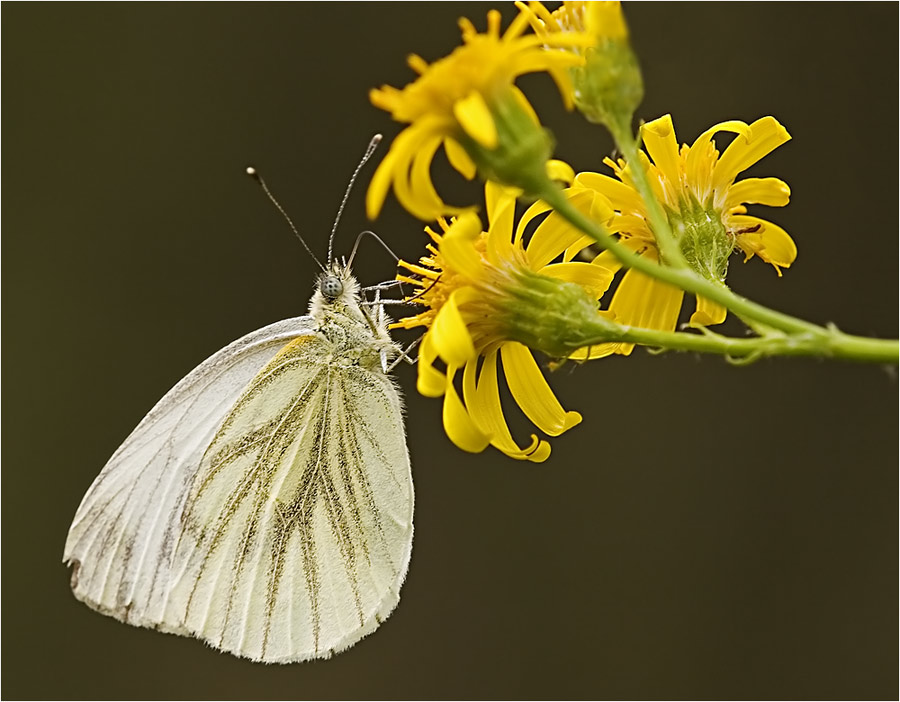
[607,118,688,270]
[540,185,812,333]
[562,317,899,364]
[537,185,898,364]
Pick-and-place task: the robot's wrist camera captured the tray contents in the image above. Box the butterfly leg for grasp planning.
[361,287,394,374]
[359,284,418,372]
[360,299,417,308]
[387,337,421,371]
[360,280,405,293]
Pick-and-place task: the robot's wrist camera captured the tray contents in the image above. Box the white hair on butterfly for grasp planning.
[63,136,415,663]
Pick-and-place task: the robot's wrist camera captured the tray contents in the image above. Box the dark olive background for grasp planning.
[3,3,897,700]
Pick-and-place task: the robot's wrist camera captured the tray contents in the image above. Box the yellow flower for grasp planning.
[394,167,617,461]
[518,1,628,45]
[516,1,642,126]
[367,10,591,221]
[574,113,796,355]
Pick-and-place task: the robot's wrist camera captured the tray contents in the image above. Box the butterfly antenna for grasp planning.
[246,166,326,272]
[328,134,382,267]
[346,229,400,271]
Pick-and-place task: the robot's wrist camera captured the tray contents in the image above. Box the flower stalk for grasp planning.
[555,314,899,364]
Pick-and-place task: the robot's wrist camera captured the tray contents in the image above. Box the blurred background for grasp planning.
[3,3,897,699]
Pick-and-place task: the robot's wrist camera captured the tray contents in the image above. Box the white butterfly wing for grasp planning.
[164,334,413,662]
[64,316,414,663]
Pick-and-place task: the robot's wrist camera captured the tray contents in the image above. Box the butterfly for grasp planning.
[63,142,415,663]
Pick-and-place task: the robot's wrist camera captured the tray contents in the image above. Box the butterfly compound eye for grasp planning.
[320,275,344,300]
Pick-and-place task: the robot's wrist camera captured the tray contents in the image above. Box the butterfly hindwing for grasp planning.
[164,334,413,662]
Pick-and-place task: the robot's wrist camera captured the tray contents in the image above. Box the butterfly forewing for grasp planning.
[64,317,315,622]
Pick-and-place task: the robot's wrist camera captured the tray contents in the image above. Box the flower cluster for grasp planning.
[368,4,804,458]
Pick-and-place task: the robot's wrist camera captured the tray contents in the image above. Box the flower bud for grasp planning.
[518,2,644,131]
[459,89,557,199]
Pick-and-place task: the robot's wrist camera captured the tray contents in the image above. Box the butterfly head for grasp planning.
[309,265,367,327]
[313,264,360,310]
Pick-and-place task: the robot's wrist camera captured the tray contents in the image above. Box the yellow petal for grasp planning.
[366,144,399,220]
[544,65,575,110]
[417,333,447,398]
[406,135,449,218]
[500,342,582,437]
[685,120,750,196]
[368,119,444,220]
[389,128,462,221]
[730,214,797,272]
[640,114,681,191]
[568,343,617,361]
[443,368,491,453]
[609,212,653,238]
[628,150,667,205]
[586,0,628,39]
[453,91,498,149]
[486,188,516,265]
[515,198,552,244]
[546,159,575,186]
[369,85,401,114]
[406,54,429,75]
[713,116,791,190]
[724,177,791,210]
[575,171,646,215]
[515,0,555,30]
[589,189,615,224]
[464,352,550,462]
[508,45,585,75]
[690,295,727,326]
[541,261,615,299]
[458,16,477,40]
[486,9,501,38]
[440,211,485,279]
[526,189,595,268]
[510,84,540,125]
[689,120,751,152]
[431,289,478,366]
[608,260,685,355]
[400,133,470,221]
[444,137,477,180]
[566,309,618,361]
[485,181,517,236]
[532,31,598,51]
[591,248,626,275]
[562,235,596,263]
[503,5,532,41]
